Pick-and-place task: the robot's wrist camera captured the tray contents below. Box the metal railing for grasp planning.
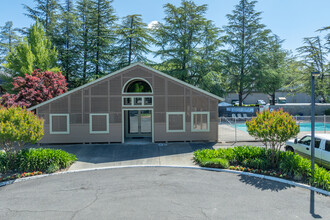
[218,115,330,143]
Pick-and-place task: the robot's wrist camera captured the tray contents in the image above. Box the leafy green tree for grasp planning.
[0,21,20,66]
[24,0,59,39]
[255,36,288,105]
[246,109,300,167]
[4,20,59,76]
[297,36,330,102]
[54,0,79,83]
[0,106,44,165]
[115,14,154,69]
[3,20,59,91]
[89,0,117,77]
[222,0,272,106]
[153,0,222,87]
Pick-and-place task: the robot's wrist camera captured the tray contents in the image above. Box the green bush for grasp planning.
[242,158,271,170]
[279,152,311,177]
[310,166,330,191]
[232,146,268,163]
[199,158,229,169]
[193,146,330,191]
[0,151,9,173]
[15,148,77,172]
[246,109,300,167]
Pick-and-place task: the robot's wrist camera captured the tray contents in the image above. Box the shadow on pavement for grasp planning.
[37,142,215,164]
[238,174,294,192]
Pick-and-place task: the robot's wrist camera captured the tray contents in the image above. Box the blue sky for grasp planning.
[0,0,329,55]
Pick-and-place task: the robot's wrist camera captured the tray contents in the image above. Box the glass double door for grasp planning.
[125,110,152,138]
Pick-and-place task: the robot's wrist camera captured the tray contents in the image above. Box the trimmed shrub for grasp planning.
[246,109,300,167]
[0,106,44,158]
[15,148,77,172]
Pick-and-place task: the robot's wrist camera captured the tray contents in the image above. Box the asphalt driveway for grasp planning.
[45,142,216,171]
[0,167,329,220]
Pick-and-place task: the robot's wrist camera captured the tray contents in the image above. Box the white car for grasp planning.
[285,134,330,169]
[256,100,266,105]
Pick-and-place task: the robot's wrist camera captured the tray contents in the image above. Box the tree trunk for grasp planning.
[128,16,133,65]
[271,92,275,105]
[239,91,243,107]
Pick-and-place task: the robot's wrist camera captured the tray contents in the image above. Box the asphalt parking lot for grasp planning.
[0,167,329,220]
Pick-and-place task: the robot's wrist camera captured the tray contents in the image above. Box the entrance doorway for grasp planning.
[123,109,153,142]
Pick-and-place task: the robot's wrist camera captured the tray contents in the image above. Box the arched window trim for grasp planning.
[122,77,153,94]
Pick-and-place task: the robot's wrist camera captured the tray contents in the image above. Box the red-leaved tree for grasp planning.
[0,70,68,108]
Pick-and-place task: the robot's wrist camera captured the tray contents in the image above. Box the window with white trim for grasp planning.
[122,96,153,107]
[191,112,210,132]
[50,114,70,134]
[89,113,109,134]
[166,112,185,132]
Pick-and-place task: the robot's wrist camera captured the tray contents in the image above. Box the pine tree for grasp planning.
[0,21,19,67]
[89,0,117,77]
[55,0,79,84]
[115,14,154,69]
[75,0,94,85]
[153,0,222,87]
[223,0,272,106]
[255,35,288,105]
[297,36,330,102]
[24,0,59,39]
[3,20,60,91]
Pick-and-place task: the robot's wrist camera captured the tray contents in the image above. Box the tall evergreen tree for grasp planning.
[255,35,288,105]
[223,0,272,106]
[24,0,59,39]
[3,20,59,91]
[115,14,153,69]
[0,21,19,71]
[55,0,79,84]
[297,36,330,102]
[153,0,222,87]
[89,0,117,77]
[75,0,94,85]
[0,21,20,65]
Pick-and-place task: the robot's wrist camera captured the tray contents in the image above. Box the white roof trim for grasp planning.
[28,63,224,111]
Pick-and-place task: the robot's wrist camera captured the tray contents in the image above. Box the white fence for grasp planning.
[218,115,330,143]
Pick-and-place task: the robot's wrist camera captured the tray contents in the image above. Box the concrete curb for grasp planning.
[0,165,329,196]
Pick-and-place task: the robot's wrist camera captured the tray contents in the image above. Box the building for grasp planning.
[29,63,223,144]
[225,91,320,104]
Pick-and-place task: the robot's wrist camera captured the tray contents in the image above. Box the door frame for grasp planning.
[122,108,154,143]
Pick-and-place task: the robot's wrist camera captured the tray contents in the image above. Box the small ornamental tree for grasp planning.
[0,106,44,165]
[246,109,300,167]
[0,69,67,108]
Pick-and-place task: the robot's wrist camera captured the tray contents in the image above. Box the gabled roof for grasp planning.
[28,63,224,111]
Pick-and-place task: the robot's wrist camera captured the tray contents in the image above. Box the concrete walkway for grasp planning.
[46,142,217,171]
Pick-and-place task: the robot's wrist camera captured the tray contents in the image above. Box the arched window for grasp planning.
[123,78,152,93]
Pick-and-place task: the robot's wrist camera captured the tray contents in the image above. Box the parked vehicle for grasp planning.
[256,100,266,105]
[278,97,286,104]
[285,134,330,169]
[231,100,244,106]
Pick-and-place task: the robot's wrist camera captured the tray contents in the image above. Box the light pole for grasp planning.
[310,71,320,177]
[310,71,319,216]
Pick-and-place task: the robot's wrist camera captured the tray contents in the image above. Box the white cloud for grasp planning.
[147,20,159,29]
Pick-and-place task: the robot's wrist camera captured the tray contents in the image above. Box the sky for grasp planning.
[0,0,329,56]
